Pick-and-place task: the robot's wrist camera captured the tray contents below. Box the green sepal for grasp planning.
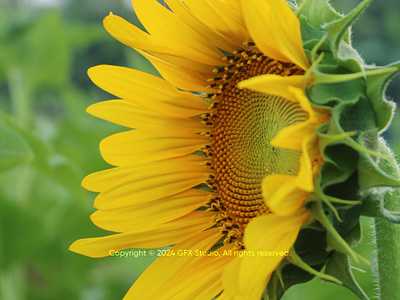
[318,143,358,189]
[322,0,372,57]
[335,40,365,73]
[266,271,284,300]
[287,248,341,284]
[362,193,400,223]
[361,138,400,222]
[308,201,369,265]
[324,252,370,300]
[330,207,363,247]
[299,16,330,54]
[364,62,400,132]
[358,133,400,191]
[334,97,376,133]
[307,70,365,107]
[266,226,331,300]
[266,263,318,300]
[296,0,343,31]
[294,226,329,266]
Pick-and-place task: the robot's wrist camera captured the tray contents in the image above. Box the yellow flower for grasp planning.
[70,0,330,299]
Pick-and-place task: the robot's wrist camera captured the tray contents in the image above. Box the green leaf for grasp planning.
[20,10,70,93]
[324,252,370,300]
[0,120,33,172]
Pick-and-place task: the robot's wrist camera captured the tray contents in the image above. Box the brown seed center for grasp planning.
[204,45,307,248]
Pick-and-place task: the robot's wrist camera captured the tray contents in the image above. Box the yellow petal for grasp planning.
[103,13,165,53]
[104,14,216,74]
[262,174,307,215]
[288,86,314,114]
[270,86,317,150]
[99,130,209,167]
[82,166,135,193]
[146,51,216,73]
[123,228,222,299]
[271,120,316,151]
[216,291,235,300]
[131,0,222,65]
[164,0,238,53]
[141,50,211,92]
[223,257,271,300]
[90,189,210,232]
[295,134,319,192]
[69,211,215,258]
[245,212,310,251]
[181,0,248,46]
[88,65,210,117]
[93,156,210,209]
[161,245,234,300]
[87,100,206,133]
[238,74,304,102]
[241,0,309,70]
[223,213,308,299]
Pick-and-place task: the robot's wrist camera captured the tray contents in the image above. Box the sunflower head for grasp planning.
[70,0,400,299]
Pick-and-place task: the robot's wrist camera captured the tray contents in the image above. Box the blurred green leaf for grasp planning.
[0,120,33,172]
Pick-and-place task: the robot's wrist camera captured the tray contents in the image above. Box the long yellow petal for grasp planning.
[99,130,209,167]
[87,100,206,133]
[131,0,223,65]
[182,0,248,46]
[241,0,309,70]
[90,189,210,232]
[93,156,211,209]
[103,14,217,74]
[82,166,135,193]
[161,245,234,300]
[103,13,165,53]
[141,50,211,92]
[223,212,309,299]
[238,74,304,102]
[216,291,235,300]
[69,211,215,258]
[164,0,238,53]
[206,0,249,44]
[123,228,222,299]
[244,211,310,249]
[88,65,210,117]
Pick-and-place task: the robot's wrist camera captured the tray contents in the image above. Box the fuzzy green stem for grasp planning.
[373,139,400,300]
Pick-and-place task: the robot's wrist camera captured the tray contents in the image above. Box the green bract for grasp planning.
[268,1,400,299]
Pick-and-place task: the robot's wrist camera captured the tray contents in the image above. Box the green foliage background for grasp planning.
[0,0,398,299]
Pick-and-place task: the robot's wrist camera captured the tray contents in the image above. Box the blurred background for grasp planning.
[0,0,399,299]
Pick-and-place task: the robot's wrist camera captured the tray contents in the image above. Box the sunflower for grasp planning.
[70,0,400,299]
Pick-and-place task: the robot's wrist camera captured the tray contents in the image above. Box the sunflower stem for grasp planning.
[373,139,400,300]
